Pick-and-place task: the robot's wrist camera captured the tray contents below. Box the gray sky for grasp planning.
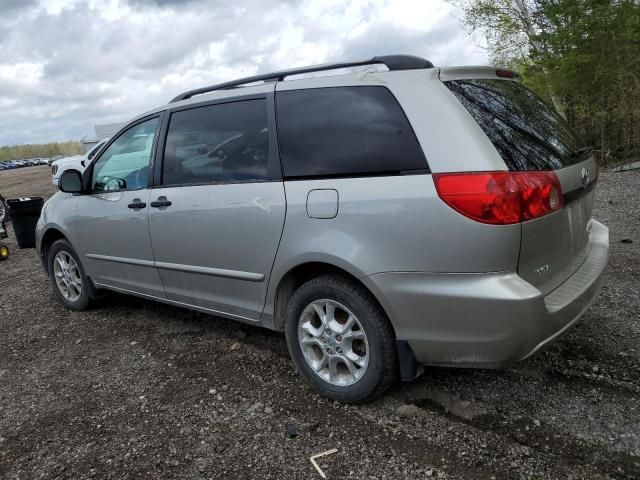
[0,0,487,146]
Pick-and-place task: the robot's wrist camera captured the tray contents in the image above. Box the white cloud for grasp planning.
[0,0,487,145]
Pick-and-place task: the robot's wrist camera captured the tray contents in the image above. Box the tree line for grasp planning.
[0,141,82,162]
[454,0,640,165]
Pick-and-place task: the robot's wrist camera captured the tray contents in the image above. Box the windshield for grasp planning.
[444,79,589,171]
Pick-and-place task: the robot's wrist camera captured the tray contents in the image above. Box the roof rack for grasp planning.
[169,54,434,103]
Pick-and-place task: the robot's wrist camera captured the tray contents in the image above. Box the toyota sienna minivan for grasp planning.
[36,55,609,402]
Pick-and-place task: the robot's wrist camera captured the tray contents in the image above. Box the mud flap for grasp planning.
[396,340,424,381]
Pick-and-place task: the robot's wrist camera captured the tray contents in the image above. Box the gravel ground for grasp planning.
[0,165,639,480]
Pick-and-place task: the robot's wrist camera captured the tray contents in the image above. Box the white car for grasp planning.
[51,138,110,186]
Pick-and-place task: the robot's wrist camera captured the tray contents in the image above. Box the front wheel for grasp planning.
[285,274,397,403]
[48,239,92,311]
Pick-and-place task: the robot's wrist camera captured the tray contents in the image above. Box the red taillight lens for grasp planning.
[433,171,564,225]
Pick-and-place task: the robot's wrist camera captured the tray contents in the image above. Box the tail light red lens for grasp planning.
[433,171,564,225]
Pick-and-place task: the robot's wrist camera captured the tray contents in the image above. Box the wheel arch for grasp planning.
[41,226,101,300]
[270,260,390,332]
[40,227,69,275]
[269,259,422,382]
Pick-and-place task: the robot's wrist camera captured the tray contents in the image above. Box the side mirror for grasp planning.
[59,170,83,193]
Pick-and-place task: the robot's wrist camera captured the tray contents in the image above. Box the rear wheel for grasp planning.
[285,274,397,403]
[48,239,91,311]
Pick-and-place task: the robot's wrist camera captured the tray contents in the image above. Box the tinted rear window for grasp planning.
[276,86,427,178]
[445,79,588,171]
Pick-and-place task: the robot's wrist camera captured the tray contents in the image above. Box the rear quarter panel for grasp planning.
[265,175,521,315]
[266,70,522,317]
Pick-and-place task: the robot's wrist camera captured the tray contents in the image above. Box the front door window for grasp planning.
[91,117,159,192]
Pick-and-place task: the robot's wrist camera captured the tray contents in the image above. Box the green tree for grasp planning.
[453,0,640,164]
[0,141,83,162]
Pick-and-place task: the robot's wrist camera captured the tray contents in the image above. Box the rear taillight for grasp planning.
[433,171,564,225]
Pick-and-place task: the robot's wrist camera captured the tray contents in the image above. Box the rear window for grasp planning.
[276,86,428,178]
[445,79,589,171]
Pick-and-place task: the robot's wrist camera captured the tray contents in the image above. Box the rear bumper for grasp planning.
[365,220,609,370]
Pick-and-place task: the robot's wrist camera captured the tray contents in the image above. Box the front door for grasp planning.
[75,116,165,297]
[148,94,285,319]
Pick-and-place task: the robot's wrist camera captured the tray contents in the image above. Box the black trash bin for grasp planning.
[7,197,44,248]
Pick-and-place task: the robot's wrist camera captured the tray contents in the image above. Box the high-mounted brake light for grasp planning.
[496,69,517,79]
[433,171,564,225]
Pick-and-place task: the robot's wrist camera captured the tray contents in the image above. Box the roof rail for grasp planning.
[169,54,434,103]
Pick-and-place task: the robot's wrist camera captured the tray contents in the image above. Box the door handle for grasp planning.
[150,196,172,208]
[128,199,146,209]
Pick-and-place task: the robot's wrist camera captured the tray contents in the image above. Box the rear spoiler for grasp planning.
[439,66,521,82]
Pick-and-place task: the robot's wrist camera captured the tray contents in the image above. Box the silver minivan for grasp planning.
[36,55,609,402]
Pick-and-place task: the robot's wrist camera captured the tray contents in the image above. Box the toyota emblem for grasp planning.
[581,167,591,187]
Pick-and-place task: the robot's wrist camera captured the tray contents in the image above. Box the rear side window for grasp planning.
[162,99,270,186]
[445,79,588,171]
[276,86,427,178]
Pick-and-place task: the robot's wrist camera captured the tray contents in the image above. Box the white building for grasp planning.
[80,123,125,153]
[95,123,124,140]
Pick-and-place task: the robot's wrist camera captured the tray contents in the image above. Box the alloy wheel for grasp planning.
[53,251,82,302]
[297,299,369,386]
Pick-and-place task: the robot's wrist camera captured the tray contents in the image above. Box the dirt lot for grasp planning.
[0,165,639,479]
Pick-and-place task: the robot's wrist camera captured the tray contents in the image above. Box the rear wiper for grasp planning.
[568,146,593,158]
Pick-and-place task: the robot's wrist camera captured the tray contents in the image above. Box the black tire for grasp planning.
[48,239,92,311]
[285,274,398,403]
